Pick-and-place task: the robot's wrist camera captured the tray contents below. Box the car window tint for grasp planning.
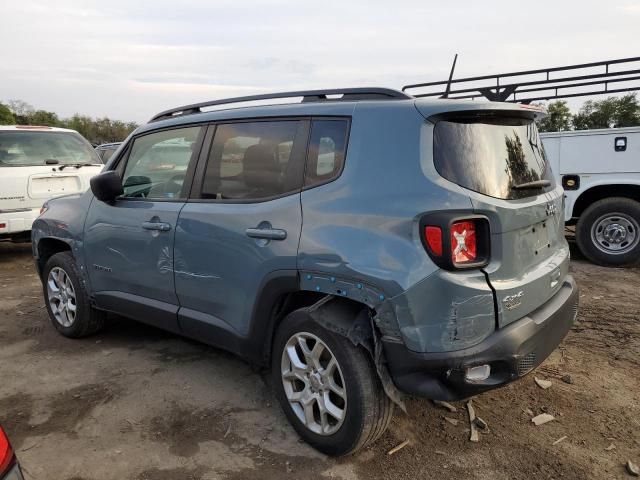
[201,121,306,200]
[121,127,201,200]
[304,119,349,188]
[433,117,553,200]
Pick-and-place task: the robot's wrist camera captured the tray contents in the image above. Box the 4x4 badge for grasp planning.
[503,291,524,311]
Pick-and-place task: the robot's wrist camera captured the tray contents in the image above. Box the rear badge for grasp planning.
[502,291,524,311]
[545,202,557,217]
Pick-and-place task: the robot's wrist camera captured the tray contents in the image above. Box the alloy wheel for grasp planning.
[47,266,77,328]
[280,332,347,436]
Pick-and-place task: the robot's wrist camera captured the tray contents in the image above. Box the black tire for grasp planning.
[576,197,640,267]
[42,252,106,338]
[271,308,393,456]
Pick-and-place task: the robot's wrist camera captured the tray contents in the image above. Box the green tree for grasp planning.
[537,100,572,132]
[64,114,98,142]
[0,103,15,125]
[6,99,34,124]
[612,94,640,127]
[572,94,640,130]
[64,116,138,144]
[2,100,138,144]
[27,110,61,127]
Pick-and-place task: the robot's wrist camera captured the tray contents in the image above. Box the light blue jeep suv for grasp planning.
[32,88,579,455]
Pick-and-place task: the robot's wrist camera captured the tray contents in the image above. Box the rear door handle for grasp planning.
[142,221,172,232]
[245,227,287,240]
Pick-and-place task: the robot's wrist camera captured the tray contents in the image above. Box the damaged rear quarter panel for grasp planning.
[383,268,495,353]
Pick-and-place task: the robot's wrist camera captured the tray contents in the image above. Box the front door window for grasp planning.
[122,127,201,199]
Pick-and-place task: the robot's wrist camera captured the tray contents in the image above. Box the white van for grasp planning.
[0,126,103,242]
[541,126,640,266]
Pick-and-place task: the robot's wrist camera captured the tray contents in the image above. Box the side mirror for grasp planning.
[90,171,123,202]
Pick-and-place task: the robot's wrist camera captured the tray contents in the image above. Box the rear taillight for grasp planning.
[424,226,443,256]
[420,215,490,270]
[451,220,477,266]
[0,426,16,475]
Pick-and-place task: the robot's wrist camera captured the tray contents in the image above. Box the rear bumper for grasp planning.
[383,275,578,401]
[0,208,40,236]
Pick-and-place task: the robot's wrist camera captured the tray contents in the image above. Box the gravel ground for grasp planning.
[0,241,638,480]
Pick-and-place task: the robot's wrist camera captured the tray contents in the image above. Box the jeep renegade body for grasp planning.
[32,88,579,455]
[0,126,102,242]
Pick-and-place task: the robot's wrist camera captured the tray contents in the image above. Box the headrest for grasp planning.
[243,144,281,191]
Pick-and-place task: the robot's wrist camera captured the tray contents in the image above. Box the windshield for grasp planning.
[0,131,100,167]
[433,116,554,200]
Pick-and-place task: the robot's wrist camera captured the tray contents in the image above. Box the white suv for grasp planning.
[0,126,103,242]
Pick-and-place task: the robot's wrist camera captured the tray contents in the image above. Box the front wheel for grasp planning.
[43,252,106,338]
[271,308,393,456]
[576,197,640,267]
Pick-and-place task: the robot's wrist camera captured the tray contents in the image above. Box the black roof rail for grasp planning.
[149,88,412,122]
[402,57,640,103]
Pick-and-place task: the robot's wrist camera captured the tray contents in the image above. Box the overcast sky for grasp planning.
[1,0,639,123]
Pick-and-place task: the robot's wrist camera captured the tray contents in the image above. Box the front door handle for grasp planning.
[245,227,287,240]
[142,221,172,232]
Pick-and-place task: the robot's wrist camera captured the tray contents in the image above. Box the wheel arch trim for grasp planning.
[569,180,640,219]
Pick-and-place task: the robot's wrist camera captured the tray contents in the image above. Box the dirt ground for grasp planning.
[0,241,638,480]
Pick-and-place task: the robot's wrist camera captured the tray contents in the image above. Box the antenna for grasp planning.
[441,53,458,99]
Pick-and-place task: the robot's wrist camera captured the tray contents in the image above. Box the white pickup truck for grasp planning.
[541,126,640,266]
[0,126,103,242]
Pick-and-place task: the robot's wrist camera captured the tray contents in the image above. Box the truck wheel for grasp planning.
[43,252,106,338]
[272,308,393,456]
[576,197,640,267]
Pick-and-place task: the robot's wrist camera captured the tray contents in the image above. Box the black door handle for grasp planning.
[245,227,287,240]
[142,221,172,232]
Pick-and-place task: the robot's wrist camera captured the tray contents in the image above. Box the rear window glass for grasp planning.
[0,131,100,167]
[304,119,349,188]
[433,117,553,200]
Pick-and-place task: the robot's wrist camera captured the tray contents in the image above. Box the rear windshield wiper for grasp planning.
[511,179,551,190]
[58,162,100,170]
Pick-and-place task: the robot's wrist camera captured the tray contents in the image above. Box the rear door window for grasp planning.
[200,120,308,200]
[433,117,553,200]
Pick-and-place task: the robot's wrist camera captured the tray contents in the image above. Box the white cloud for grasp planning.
[1,0,637,122]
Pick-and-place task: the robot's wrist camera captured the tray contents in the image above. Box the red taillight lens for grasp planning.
[0,426,15,475]
[421,215,488,270]
[424,226,443,256]
[451,220,477,265]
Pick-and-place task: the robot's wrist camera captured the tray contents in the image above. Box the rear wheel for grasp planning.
[271,308,393,456]
[43,252,105,337]
[576,197,640,267]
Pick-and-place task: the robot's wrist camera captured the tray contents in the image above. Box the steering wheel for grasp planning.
[162,173,186,198]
